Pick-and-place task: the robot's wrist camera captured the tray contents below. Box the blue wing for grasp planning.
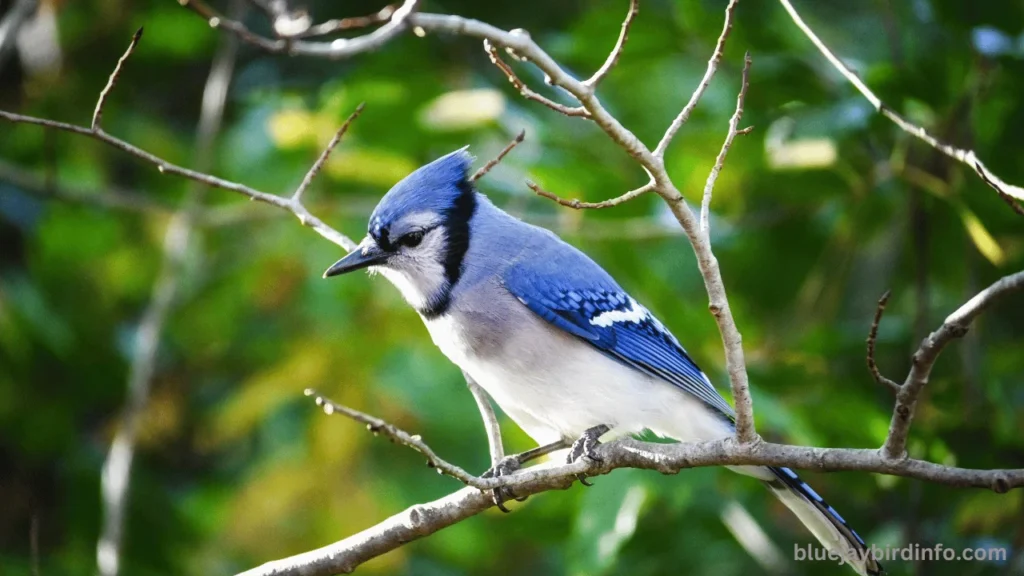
[500,233,736,420]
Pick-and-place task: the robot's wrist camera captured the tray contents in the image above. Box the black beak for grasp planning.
[323,241,387,278]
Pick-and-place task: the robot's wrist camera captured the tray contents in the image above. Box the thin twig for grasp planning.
[700,51,752,237]
[882,271,1024,459]
[528,180,653,209]
[866,290,900,393]
[292,103,365,202]
[307,390,562,486]
[304,389,487,487]
[483,39,590,118]
[462,374,505,465]
[777,0,1024,211]
[93,27,142,131]
[471,130,525,182]
[653,0,740,158]
[583,0,639,87]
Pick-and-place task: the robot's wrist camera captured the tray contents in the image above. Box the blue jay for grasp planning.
[324,149,881,575]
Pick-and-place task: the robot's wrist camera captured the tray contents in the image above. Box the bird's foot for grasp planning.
[482,455,527,512]
[566,424,610,486]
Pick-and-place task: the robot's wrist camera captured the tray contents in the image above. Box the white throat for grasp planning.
[371,226,450,313]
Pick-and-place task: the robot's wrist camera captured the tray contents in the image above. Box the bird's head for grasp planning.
[323,148,477,317]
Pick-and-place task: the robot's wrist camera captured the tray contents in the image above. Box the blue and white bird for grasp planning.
[324,149,881,576]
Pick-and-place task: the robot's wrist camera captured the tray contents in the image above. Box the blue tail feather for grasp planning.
[766,466,883,575]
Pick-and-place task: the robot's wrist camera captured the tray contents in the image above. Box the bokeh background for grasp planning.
[1,0,1023,574]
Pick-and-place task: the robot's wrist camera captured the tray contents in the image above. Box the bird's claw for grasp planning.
[482,455,521,478]
[482,455,526,512]
[566,424,610,487]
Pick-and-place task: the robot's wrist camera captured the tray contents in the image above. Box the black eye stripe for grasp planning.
[370,226,429,251]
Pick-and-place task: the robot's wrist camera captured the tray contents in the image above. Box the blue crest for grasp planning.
[369,148,475,239]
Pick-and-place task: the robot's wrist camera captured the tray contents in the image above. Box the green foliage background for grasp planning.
[1,0,1023,574]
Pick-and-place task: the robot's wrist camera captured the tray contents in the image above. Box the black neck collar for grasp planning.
[418,179,477,319]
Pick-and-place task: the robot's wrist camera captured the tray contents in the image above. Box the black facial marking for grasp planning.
[419,177,477,319]
[370,219,393,251]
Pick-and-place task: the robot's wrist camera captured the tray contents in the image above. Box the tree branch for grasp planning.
[700,51,752,237]
[777,0,1024,213]
[882,271,1024,459]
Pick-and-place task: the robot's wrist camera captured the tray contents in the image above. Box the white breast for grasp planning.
[423,311,732,446]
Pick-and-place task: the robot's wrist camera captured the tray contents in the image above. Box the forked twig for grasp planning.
[483,40,590,118]
[882,271,1024,459]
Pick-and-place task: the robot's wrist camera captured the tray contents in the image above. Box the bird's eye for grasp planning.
[398,231,425,248]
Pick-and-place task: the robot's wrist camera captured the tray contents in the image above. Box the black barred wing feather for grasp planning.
[502,262,736,419]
